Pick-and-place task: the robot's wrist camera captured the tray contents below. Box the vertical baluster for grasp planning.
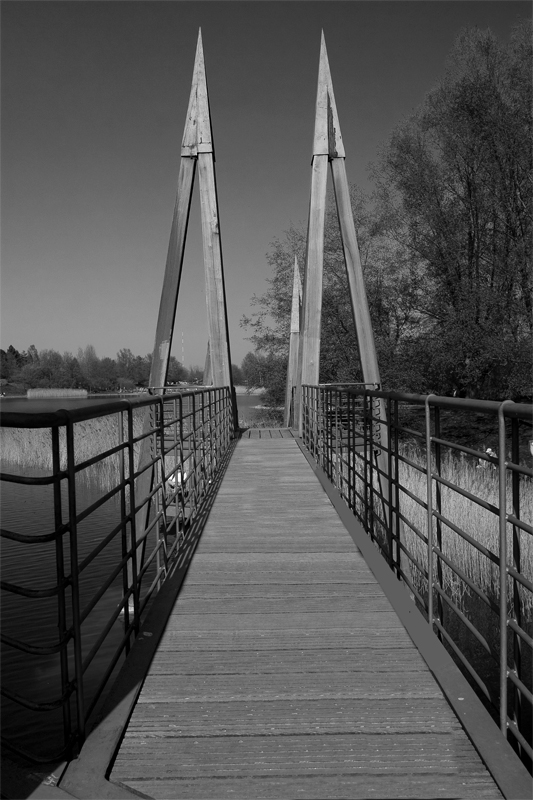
[425,396,434,627]
[498,401,512,738]
[127,406,140,636]
[118,411,131,652]
[393,399,401,578]
[65,414,85,750]
[386,395,393,568]
[52,423,72,756]
[510,414,522,752]
[434,407,444,633]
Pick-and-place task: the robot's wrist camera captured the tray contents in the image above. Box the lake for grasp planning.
[1,463,135,761]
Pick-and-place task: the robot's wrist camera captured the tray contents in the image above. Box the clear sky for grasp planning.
[1,1,529,370]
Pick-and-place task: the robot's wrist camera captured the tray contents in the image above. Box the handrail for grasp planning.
[301,384,533,768]
[0,387,234,762]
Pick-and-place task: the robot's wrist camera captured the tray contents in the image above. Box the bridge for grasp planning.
[1,31,532,800]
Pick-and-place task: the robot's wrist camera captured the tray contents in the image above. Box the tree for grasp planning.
[231,363,244,385]
[373,21,532,398]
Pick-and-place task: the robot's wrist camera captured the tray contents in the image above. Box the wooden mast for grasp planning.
[297,32,389,512]
[284,255,302,427]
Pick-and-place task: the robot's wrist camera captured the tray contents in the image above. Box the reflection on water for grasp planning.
[1,463,131,760]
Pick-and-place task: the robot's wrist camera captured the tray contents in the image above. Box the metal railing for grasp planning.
[0,387,233,762]
[302,384,533,765]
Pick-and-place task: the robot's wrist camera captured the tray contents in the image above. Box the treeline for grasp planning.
[0,345,201,393]
[0,344,249,394]
[242,23,532,406]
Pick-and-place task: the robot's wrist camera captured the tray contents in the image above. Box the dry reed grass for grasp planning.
[1,412,145,487]
[347,445,533,619]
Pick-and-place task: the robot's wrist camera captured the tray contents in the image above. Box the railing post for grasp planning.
[425,396,435,628]
[498,400,512,738]
[119,410,131,649]
[510,413,522,753]
[434,406,444,634]
[363,391,370,535]
[386,395,393,568]
[126,405,140,636]
[52,423,72,756]
[393,398,401,578]
[65,414,85,751]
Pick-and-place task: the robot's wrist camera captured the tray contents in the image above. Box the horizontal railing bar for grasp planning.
[1,630,71,655]
[434,584,496,660]
[398,482,428,512]
[1,683,73,712]
[507,721,533,761]
[432,473,500,516]
[79,555,130,625]
[0,524,69,544]
[506,514,533,536]
[433,619,493,703]
[82,598,126,674]
[506,565,533,593]
[432,510,499,565]
[0,471,64,486]
[397,540,429,580]
[0,579,64,599]
[508,618,533,648]
[397,511,428,545]
[507,669,533,707]
[77,517,129,575]
[75,482,124,526]
[433,546,499,615]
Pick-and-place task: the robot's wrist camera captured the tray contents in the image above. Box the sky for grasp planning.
[1,0,530,370]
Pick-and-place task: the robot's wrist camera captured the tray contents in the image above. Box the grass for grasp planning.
[344,444,533,620]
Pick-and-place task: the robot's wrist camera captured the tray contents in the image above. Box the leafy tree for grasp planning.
[373,21,532,398]
[231,363,244,385]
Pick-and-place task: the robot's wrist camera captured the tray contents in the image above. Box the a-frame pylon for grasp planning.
[135,31,235,553]
[295,33,390,508]
[296,33,383,416]
[148,29,234,393]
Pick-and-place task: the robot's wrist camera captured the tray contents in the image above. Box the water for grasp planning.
[235,392,270,425]
[1,463,131,761]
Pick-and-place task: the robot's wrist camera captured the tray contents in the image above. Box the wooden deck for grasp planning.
[110,436,502,799]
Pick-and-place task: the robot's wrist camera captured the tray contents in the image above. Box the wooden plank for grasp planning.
[135,671,442,702]
[172,594,395,613]
[147,648,427,674]
[119,773,501,800]
[113,733,499,778]
[122,697,463,735]
[156,627,414,651]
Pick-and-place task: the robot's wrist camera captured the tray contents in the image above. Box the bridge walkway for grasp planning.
[110,435,502,799]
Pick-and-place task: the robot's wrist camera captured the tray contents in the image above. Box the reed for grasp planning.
[349,445,533,619]
[26,388,88,398]
[0,412,145,487]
